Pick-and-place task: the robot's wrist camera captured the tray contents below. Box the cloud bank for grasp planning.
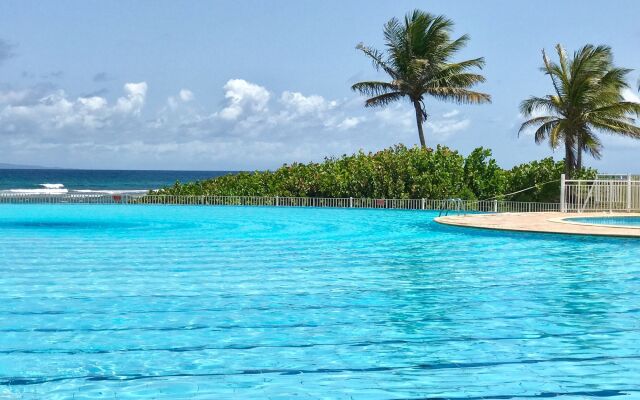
[0,78,473,169]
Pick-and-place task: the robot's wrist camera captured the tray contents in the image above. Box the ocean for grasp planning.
[0,169,234,194]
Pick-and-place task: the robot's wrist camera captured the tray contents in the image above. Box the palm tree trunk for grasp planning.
[576,135,582,172]
[412,100,427,149]
[576,148,582,173]
[564,137,575,179]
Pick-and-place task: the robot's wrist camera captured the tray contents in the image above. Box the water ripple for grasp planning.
[1,205,639,399]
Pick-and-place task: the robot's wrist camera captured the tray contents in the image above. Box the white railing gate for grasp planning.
[562,173,640,212]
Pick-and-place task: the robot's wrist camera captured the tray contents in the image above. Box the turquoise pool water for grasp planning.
[1,205,639,399]
[567,216,640,227]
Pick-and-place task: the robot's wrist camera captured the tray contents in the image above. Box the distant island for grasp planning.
[0,163,57,169]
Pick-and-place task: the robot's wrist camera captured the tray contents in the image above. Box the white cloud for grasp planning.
[0,89,30,104]
[217,79,270,121]
[114,82,147,115]
[425,118,470,138]
[373,105,470,140]
[280,91,337,116]
[272,91,360,133]
[167,88,195,110]
[179,89,194,102]
[622,88,640,103]
[374,104,414,132]
[0,82,147,134]
[0,78,468,169]
[78,96,108,111]
[336,116,363,130]
[134,79,366,157]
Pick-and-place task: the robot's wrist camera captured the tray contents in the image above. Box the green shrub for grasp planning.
[506,158,596,202]
[153,144,596,202]
[463,147,508,200]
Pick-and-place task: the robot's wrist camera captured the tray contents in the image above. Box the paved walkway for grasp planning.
[435,212,640,238]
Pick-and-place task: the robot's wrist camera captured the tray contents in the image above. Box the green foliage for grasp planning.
[506,158,596,202]
[463,148,507,200]
[154,145,595,203]
[506,158,563,202]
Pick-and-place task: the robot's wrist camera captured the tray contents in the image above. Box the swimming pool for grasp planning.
[1,205,639,399]
[565,216,640,228]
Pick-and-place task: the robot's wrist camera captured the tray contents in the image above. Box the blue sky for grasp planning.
[0,1,639,170]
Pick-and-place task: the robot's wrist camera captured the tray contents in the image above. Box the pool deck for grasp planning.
[435,212,640,238]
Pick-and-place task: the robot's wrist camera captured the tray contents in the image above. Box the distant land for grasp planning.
[0,163,58,169]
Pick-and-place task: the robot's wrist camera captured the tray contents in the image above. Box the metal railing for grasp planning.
[439,198,465,217]
[0,193,138,204]
[562,173,640,212]
[0,193,560,213]
[596,174,640,181]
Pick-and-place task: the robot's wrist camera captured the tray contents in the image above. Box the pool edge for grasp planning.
[435,212,640,238]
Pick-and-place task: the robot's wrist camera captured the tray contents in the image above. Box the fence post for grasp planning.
[275,196,279,207]
[493,199,498,213]
[421,198,425,210]
[560,174,566,213]
[609,181,613,213]
[349,197,353,208]
[578,180,582,213]
[627,174,632,212]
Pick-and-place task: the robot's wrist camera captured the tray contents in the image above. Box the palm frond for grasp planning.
[355,43,398,80]
[555,44,569,78]
[518,116,558,136]
[426,87,491,104]
[580,129,603,159]
[542,47,567,101]
[351,81,400,97]
[440,34,470,57]
[532,120,560,145]
[599,67,632,89]
[548,120,568,149]
[519,96,560,116]
[588,117,640,137]
[428,58,486,80]
[383,17,404,50]
[427,72,486,89]
[364,92,406,108]
[590,101,640,118]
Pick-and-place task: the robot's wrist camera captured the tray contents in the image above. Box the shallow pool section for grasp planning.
[565,215,640,228]
[1,205,639,399]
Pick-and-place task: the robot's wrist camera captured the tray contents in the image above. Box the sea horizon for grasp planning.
[0,169,236,194]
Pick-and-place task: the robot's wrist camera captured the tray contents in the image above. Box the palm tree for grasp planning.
[351,10,490,149]
[520,44,640,177]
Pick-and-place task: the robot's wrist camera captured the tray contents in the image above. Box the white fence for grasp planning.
[562,174,640,212]
[0,193,560,213]
[12,174,638,213]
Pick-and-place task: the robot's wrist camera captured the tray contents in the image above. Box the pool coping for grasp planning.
[550,216,640,230]
[435,212,640,238]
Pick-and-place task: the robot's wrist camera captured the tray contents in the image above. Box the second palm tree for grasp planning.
[520,44,640,177]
